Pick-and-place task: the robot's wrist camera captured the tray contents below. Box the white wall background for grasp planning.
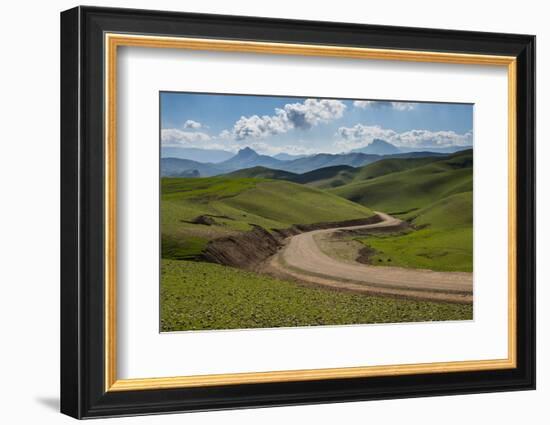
[0,0,545,423]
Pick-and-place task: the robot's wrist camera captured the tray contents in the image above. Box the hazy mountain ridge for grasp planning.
[217,147,284,171]
[273,152,308,161]
[161,147,234,163]
[160,158,223,177]
[161,142,472,177]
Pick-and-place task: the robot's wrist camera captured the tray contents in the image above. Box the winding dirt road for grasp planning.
[266,212,473,303]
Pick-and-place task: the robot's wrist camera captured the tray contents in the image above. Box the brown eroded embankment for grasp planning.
[199,212,472,303]
[200,215,383,269]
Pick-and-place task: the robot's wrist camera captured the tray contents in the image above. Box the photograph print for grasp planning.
[160,92,474,332]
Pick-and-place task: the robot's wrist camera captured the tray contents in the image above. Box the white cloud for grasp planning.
[161,128,318,155]
[353,100,374,109]
[161,129,212,147]
[182,119,203,129]
[232,112,288,140]
[390,102,416,111]
[352,100,417,111]
[335,124,472,149]
[282,98,346,129]
[228,98,346,140]
[218,129,233,140]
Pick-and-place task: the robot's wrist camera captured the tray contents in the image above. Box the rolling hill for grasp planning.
[329,150,474,272]
[224,166,298,180]
[161,177,375,259]
[329,150,473,214]
[351,155,445,181]
[355,191,473,272]
[290,153,450,189]
[217,152,456,189]
[290,165,357,187]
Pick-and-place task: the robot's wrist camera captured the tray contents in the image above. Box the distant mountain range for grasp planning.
[397,145,472,154]
[161,141,473,177]
[160,147,234,163]
[218,149,473,193]
[160,157,223,177]
[276,152,381,174]
[217,147,284,170]
[273,152,308,161]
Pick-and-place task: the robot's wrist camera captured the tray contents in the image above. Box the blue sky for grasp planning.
[160,92,473,155]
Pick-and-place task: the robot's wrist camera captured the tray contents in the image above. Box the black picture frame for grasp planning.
[61,5,535,419]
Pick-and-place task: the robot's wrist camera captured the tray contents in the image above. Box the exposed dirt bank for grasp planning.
[200,225,280,269]
[200,215,382,270]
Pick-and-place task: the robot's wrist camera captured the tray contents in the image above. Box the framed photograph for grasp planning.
[60,6,535,419]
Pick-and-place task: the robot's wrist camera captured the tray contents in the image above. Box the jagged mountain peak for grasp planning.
[236,147,259,157]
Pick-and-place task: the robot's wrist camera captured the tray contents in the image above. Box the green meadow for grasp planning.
[161,259,473,331]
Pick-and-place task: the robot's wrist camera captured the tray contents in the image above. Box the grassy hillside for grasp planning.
[352,156,443,181]
[320,151,475,272]
[219,153,464,191]
[161,177,374,259]
[291,165,357,188]
[356,192,473,272]
[330,150,473,215]
[161,259,473,331]
[224,166,297,180]
[291,154,450,190]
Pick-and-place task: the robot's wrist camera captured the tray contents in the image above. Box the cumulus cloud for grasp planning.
[353,100,374,109]
[390,102,416,111]
[228,98,346,141]
[161,129,211,147]
[283,99,346,129]
[335,124,472,149]
[232,112,288,140]
[182,119,203,129]
[352,100,417,111]
[161,128,318,155]
[218,129,233,140]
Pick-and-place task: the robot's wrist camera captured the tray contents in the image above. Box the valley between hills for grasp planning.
[160,143,473,332]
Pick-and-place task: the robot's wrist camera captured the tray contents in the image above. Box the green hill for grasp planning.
[352,156,443,181]
[219,152,468,192]
[222,180,373,226]
[291,153,456,189]
[411,191,473,228]
[330,150,473,215]
[223,166,298,180]
[290,165,357,187]
[327,150,474,272]
[355,191,473,272]
[161,177,374,259]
